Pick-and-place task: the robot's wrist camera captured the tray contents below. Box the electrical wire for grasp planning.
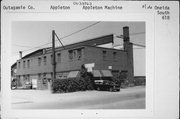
[13,21,101,54]
[13,23,145,54]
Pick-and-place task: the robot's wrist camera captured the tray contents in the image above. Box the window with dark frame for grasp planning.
[57,53,61,63]
[102,50,107,60]
[38,57,42,66]
[18,62,21,69]
[113,52,117,61]
[77,48,82,60]
[69,50,73,61]
[50,55,52,64]
[73,50,76,59]
[43,56,47,65]
[23,61,25,68]
[27,60,30,68]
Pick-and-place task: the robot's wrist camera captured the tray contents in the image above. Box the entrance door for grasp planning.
[32,79,37,89]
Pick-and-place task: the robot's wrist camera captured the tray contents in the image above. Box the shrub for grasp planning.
[51,72,94,93]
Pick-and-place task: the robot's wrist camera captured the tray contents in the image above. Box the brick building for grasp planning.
[12,27,134,90]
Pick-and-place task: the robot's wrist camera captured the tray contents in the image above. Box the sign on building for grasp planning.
[85,63,95,72]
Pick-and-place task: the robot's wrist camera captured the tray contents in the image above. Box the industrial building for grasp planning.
[12,26,134,90]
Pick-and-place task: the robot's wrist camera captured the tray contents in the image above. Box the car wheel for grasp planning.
[97,87,100,91]
[109,87,113,92]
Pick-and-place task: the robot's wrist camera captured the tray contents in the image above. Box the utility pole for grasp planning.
[52,30,56,83]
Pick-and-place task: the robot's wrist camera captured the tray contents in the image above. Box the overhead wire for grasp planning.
[13,23,145,54]
[13,21,101,54]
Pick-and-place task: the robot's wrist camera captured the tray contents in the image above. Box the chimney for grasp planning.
[122,26,134,83]
[19,51,22,59]
[123,26,130,42]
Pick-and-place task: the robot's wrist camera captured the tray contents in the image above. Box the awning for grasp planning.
[67,71,79,78]
[92,70,102,77]
[101,70,113,77]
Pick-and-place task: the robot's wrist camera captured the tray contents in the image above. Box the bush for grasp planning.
[52,73,94,93]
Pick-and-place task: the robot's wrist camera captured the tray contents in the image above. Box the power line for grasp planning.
[114,32,145,38]
[57,21,101,40]
[54,32,65,49]
[14,21,101,53]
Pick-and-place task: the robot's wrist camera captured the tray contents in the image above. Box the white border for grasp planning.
[2,12,154,118]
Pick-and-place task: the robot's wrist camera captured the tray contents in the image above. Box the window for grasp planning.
[50,55,52,64]
[38,73,41,80]
[18,62,21,69]
[77,48,82,60]
[27,60,30,68]
[38,57,42,66]
[43,56,47,65]
[57,53,61,63]
[69,50,73,61]
[42,73,46,84]
[73,50,76,59]
[61,72,69,79]
[113,52,117,61]
[23,61,25,68]
[102,50,107,60]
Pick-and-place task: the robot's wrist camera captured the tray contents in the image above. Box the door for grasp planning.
[32,79,37,89]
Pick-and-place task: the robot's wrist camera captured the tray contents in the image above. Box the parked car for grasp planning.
[24,81,32,89]
[94,79,120,92]
[11,79,17,90]
[91,70,120,92]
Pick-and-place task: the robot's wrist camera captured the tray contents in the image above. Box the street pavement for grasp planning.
[12,86,145,109]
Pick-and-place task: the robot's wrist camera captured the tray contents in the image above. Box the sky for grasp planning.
[12,21,145,76]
